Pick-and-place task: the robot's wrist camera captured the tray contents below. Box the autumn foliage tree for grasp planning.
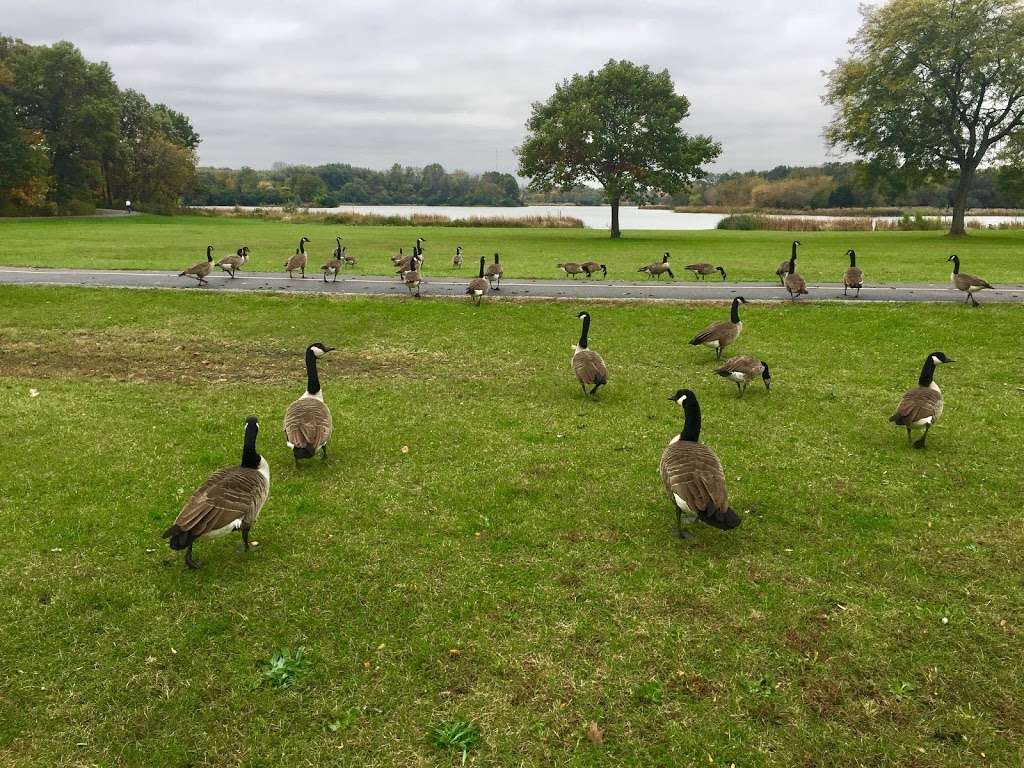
[518,59,720,238]
[0,37,199,215]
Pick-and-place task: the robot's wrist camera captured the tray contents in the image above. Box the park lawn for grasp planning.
[0,213,1022,284]
[0,286,1022,767]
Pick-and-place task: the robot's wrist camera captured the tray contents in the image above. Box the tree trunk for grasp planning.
[610,196,621,239]
[949,164,976,236]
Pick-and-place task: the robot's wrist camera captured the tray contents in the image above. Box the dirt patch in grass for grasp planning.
[0,329,425,384]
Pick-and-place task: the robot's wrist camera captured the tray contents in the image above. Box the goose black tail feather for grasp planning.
[698,499,742,530]
[293,445,316,460]
[162,524,196,550]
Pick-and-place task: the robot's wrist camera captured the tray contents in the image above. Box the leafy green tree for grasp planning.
[517,59,720,237]
[3,39,121,212]
[824,0,1024,235]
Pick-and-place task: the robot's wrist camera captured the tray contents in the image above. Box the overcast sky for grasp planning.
[5,1,863,174]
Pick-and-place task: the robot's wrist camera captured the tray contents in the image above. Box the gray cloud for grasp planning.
[5,0,862,173]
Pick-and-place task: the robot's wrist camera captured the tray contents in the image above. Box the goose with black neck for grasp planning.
[889,351,954,449]
[162,416,270,569]
[284,342,336,464]
[659,389,741,538]
[571,311,609,396]
[689,296,747,360]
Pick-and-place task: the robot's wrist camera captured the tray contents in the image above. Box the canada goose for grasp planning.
[557,262,585,277]
[889,351,954,448]
[714,355,771,397]
[179,245,214,286]
[412,237,425,258]
[639,252,674,279]
[452,246,463,268]
[217,246,249,278]
[402,254,423,297]
[572,311,609,396]
[784,250,808,299]
[689,297,747,360]
[162,416,269,569]
[321,254,342,283]
[330,236,353,269]
[660,389,741,538]
[284,237,310,278]
[484,252,504,290]
[843,249,863,297]
[776,241,800,285]
[581,261,607,278]
[466,256,490,305]
[390,247,406,266]
[948,255,993,306]
[284,343,335,463]
[685,263,726,281]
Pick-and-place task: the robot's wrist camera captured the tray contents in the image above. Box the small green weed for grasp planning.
[429,718,481,763]
[261,648,310,689]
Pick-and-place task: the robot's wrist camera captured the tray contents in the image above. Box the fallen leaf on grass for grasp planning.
[586,721,604,745]
[29,388,39,398]
[400,445,410,454]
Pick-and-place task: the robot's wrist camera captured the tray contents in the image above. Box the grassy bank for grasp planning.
[1,214,1022,285]
[1,286,1022,766]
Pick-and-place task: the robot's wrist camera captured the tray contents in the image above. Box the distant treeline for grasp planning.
[187,164,523,207]
[0,37,199,215]
[671,162,1024,211]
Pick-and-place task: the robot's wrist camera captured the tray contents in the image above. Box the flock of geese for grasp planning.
[178,238,997,306]
[162,243,973,566]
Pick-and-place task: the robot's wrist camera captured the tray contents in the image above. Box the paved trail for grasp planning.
[1,267,1022,303]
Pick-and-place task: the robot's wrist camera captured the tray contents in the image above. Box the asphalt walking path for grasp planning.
[1,266,1022,303]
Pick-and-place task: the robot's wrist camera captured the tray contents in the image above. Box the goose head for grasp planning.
[206,245,214,260]
[929,351,954,365]
[716,266,727,279]
[668,388,695,405]
[309,342,335,357]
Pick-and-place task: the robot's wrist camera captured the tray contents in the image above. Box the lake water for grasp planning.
[203,204,725,230]
[200,205,1023,231]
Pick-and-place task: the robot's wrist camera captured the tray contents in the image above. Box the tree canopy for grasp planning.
[517,59,720,237]
[0,37,199,215]
[824,0,1024,235]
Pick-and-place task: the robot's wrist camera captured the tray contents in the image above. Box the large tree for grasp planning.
[517,59,720,238]
[824,0,1024,235]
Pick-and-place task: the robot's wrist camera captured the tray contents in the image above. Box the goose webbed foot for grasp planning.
[185,544,201,569]
[320,445,327,460]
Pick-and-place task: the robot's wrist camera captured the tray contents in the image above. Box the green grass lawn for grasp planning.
[1,213,1022,284]
[1,286,1022,766]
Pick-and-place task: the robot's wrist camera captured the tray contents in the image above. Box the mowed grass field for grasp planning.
[0,214,1022,284]
[1,285,1022,767]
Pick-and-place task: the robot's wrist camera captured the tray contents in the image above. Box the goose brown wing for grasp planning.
[776,260,790,275]
[690,320,734,346]
[659,441,729,516]
[284,397,333,450]
[785,273,807,293]
[957,272,993,290]
[467,277,489,292]
[172,466,269,535]
[485,264,503,276]
[685,262,712,272]
[217,255,240,267]
[844,266,863,286]
[285,253,307,270]
[182,260,210,276]
[322,258,341,271]
[890,386,942,425]
[714,355,761,377]
[572,349,608,386]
